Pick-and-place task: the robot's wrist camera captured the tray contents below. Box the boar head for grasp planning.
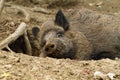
[32,10,76,59]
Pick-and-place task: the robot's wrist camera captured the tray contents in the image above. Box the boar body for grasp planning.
[67,9,120,59]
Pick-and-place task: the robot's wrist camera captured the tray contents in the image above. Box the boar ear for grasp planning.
[55,10,69,31]
[32,27,40,38]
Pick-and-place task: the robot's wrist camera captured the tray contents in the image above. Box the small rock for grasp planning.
[96,2,103,6]
[94,71,109,80]
[107,72,115,80]
[89,3,94,6]
[0,72,11,79]
[4,64,12,69]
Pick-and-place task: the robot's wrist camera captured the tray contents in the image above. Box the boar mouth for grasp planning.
[43,39,76,59]
[47,48,76,59]
[46,46,63,55]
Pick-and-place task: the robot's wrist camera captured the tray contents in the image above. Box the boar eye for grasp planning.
[56,32,64,37]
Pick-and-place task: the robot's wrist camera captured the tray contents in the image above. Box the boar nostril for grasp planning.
[45,44,56,52]
[45,48,49,51]
[50,45,55,48]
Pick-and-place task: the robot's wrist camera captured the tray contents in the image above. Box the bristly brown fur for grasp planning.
[66,8,120,59]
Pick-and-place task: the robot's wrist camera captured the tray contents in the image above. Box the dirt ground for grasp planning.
[0,0,120,80]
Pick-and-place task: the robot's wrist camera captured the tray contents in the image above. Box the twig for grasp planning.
[23,30,32,55]
[6,46,14,53]
[32,7,51,14]
[0,22,27,50]
[0,0,5,15]
[12,5,31,22]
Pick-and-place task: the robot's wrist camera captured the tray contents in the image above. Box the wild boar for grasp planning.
[32,8,120,60]
[32,10,93,60]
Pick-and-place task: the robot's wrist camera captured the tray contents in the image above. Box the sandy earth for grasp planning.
[0,51,120,80]
[0,0,120,80]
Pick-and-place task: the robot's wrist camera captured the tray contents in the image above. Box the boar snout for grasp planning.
[43,39,65,55]
[44,43,56,53]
